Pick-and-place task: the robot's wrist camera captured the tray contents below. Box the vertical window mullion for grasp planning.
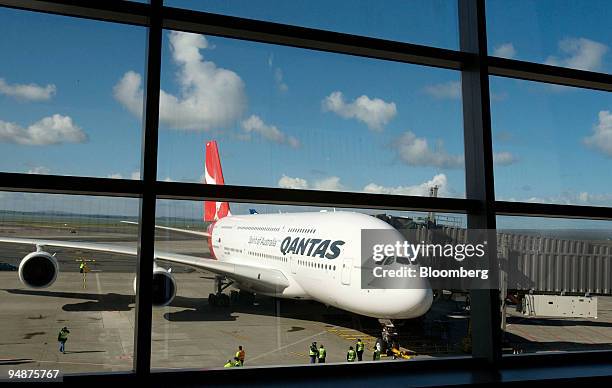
[458,0,501,364]
[133,0,162,377]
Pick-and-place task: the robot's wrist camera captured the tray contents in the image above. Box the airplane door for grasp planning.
[341,258,352,285]
[290,256,297,274]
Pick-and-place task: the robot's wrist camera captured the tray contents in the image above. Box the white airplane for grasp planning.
[0,141,433,321]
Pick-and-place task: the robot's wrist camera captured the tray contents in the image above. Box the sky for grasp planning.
[0,1,610,228]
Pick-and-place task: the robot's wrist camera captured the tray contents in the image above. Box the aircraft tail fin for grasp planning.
[204,140,231,222]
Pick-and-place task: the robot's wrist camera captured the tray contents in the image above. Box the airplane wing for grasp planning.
[120,221,210,238]
[0,237,289,291]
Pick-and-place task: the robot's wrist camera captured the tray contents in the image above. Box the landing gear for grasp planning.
[378,319,400,354]
[208,275,233,307]
[207,276,255,307]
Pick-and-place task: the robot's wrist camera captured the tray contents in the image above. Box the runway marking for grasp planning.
[95,273,103,295]
[248,327,338,363]
[25,359,129,368]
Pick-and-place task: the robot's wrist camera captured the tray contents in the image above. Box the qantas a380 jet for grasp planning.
[0,141,433,322]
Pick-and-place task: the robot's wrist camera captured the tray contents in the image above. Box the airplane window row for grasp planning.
[248,251,288,263]
[226,247,243,254]
[298,259,336,271]
[288,227,316,234]
[238,226,281,232]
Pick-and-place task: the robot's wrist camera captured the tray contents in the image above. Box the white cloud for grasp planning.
[26,166,51,175]
[277,175,343,191]
[114,31,247,130]
[545,38,608,71]
[363,174,449,197]
[584,110,612,156]
[106,170,140,180]
[322,91,397,131]
[241,114,299,148]
[278,175,309,190]
[492,43,516,59]
[395,131,463,169]
[312,176,344,191]
[0,114,87,145]
[274,68,288,92]
[493,151,518,166]
[424,81,461,100]
[518,191,612,207]
[0,78,56,101]
[278,173,448,197]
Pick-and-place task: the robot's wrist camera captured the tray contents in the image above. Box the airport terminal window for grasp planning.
[0,192,139,374]
[151,199,469,369]
[497,216,612,354]
[156,29,466,199]
[487,0,611,74]
[0,8,146,179]
[490,76,612,207]
[166,0,459,50]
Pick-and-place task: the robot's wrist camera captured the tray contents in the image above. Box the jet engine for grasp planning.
[133,265,177,307]
[19,250,59,288]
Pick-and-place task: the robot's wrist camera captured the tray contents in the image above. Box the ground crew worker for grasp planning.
[356,338,365,361]
[57,327,70,354]
[309,341,318,364]
[224,359,233,368]
[233,357,242,367]
[318,344,326,363]
[236,345,245,366]
[373,348,381,360]
[347,346,356,362]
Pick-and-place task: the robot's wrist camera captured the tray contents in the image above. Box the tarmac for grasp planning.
[0,225,611,377]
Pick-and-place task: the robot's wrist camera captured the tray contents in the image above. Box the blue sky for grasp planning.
[0,2,610,224]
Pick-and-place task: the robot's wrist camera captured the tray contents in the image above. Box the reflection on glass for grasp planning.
[487,0,611,74]
[0,9,145,178]
[490,76,612,207]
[0,192,139,375]
[151,197,471,369]
[151,30,465,198]
[166,0,459,49]
[498,216,612,354]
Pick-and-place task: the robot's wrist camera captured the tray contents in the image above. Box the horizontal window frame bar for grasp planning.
[0,0,150,27]
[495,200,612,220]
[155,181,476,213]
[0,173,476,213]
[489,57,612,92]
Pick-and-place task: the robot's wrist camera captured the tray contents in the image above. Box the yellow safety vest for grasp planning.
[309,346,317,356]
[318,347,326,359]
[224,362,233,368]
[356,341,364,352]
[347,349,356,362]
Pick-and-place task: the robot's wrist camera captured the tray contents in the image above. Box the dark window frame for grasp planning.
[0,0,610,379]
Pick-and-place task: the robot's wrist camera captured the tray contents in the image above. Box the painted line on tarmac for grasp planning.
[248,326,339,363]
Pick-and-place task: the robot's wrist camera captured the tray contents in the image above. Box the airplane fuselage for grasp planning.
[208,211,433,319]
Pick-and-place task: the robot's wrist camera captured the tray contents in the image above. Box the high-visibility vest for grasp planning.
[236,350,245,361]
[318,347,326,359]
[58,330,68,341]
[309,346,317,356]
[373,349,381,360]
[233,360,242,367]
[347,349,356,362]
[356,341,364,352]
[224,362,233,368]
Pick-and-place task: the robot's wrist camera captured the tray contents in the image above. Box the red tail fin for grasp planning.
[204,141,231,222]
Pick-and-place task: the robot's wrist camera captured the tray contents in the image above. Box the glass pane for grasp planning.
[151,199,472,370]
[497,216,612,354]
[148,30,465,198]
[0,8,145,178]
[487,0,611,74]
[166,0,459,50]
[490,76,612,206]
[0,192,139,375]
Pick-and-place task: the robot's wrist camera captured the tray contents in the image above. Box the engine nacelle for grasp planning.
[133,266,177,307]
[19,251,59,289]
